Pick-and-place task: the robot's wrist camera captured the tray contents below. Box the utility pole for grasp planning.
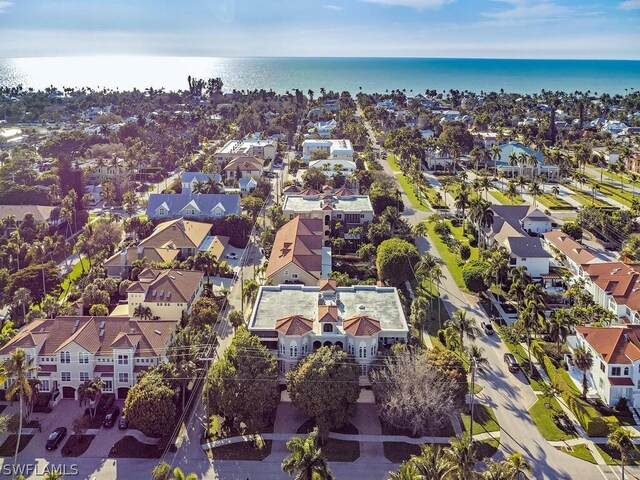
[469,356,477,444]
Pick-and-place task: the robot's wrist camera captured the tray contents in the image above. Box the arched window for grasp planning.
[624,367,629,376]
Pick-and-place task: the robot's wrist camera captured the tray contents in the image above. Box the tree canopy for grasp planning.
[376,238,420,287]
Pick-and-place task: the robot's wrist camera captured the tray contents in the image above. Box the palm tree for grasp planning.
[228,310,245,331]
[607,427,636,480]
[3,349,38,477]
[430,265,445,328]
[410,296,431,344]
[133,305,153,321]
[281,428,335,480]
[388,462,420,480]
[480,176,492,201]
[447,310,481,352]
[503,452,532,480]
[13,287,33,321]
[573,345,594,399]
[481,461,511,480]
[506,180,518,204]
[443,433,477,480]
[77,378,103,419]
[466,345,490,374]
[411,444,448,479]
[242,279,260,311]
[42,470,64,480]
[528,180,542,207]
[548,309,572,356]
[516,175,528,195]
[519,298,545,376]
[508,152,519,178]
[454,188,471,233]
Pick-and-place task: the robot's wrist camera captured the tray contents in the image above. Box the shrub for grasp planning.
[459,244,471,261]
[434,221,451,238]
[616,397,629,412]
[462,260,488,293]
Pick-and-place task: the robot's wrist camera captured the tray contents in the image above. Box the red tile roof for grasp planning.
[318,305,338,323]
[127,268,204,303]
[275,315,313,336]
[543,230,598,265]
[265,217,324,280]
[343,316,381,336]
[581,262,640,311]
[609,377,634,386]
[576,325,640,364]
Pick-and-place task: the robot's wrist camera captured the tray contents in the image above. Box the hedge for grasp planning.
[532,341,619,436]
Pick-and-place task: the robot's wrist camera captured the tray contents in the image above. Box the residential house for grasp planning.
[265,217,331,286]
[222,156,265,180]
[574,325,640,407]
[126,268,205,320]
[604,121,629,136]
[482,205,552,278]
[214,139,277,164]
[307,119,338,138]
[248,279,409,378]
[86,158,129,185]
[627,154,640,175]
[282,193,374,244]
[474,132,499,149]
[308,158,356,176]
[181,172,222,194]
[0,205,56,226]
[0,316,177,400]
[138,218,213,257]
[542,230,602,276]
[239,177,258,195]
[301,139,354,162]
[146,193,241,221]
[104,246,180,278]
[492,142,559,180]
[580,262,640,324]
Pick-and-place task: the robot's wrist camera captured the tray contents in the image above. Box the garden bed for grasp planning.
[297,419,358,435]
[383,442,422,463]
[0,434,34,456]
[529,396,577,441]
[108,436,162,459]
[209,440,273,461]
[61,435,95,457]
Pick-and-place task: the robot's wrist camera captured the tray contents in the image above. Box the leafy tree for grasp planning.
[370,348,462,436]
[439,122,474,155]
[82,285,110,311]
[459,244,471,261]
[241,196,264,223]
[124,372,177,438]
[281,428,334,480]
[369,179,403,215]
[376,238,420,287]
[462,260,489,293]
[189,297,220,328]
[286,347,359,438]
[227,310,245,330]
[4,262,59,304]
[88,304,109,316]
[561,221,583,241]
[203,328,279,432]
[302,168,328,191]
[72,414,91,442]
[425,346,467,407]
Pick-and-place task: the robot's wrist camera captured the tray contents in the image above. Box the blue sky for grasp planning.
[0,0,639,59]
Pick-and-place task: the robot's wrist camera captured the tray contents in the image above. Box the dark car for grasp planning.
[118,416,129,430]
[103,406,121,428]
[482,321,495,335]
[504,353,520,373]
[45,427,67,450]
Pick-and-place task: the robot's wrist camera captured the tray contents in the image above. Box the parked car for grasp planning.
[118,416,129,430]
[504,353,520,373]
[45,427,67,450]
[225,252,238,259]
[103,406,121,428]
[481,321,495,335]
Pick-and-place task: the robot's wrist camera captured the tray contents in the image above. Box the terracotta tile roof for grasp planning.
[104,246,180,268]
[300,188,320,196]
[581,262,640,311]
[265,217,323,280]
[576,325,640,364]
[333,188,355,197]
[318,279,337,292]
[609,377,634,386]
[275,315,313,335]
[111,332,141,349]
[283,185,302,193]
[0,317,177,358]
[139,218,211,250]
[318,305,338,322]
[127,268,204,303]
[543,231,598,265]
[343,316,381,336]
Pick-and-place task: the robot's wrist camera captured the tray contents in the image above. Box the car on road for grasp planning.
[481,321,495,335]
[118,417,129,430]
[225,252,238,260]
[103,406,121,428]
[46,427,67,450]
[504,353,520,373]
[266,172,277,178]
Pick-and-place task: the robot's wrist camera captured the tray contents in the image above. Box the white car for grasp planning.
[225,252,238,260]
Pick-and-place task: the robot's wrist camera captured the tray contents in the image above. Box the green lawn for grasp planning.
[397,174,431,212]
[387,153,402,172]
[59,257,90,301]
[585,179,634,207]
[561,444,596,464]
[489,189,524,205]
[536,193,574,210]
[601,170,640,190]
[566,186,614,208]
[461,405,500,436]
[529,396,577,441]
[425,221,477,293]
[595,443,640,466]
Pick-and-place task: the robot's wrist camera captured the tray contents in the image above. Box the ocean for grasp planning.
[0,56,639,95]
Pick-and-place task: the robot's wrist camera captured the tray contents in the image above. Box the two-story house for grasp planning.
[301,139,354,162]
[0,317,177,401]
[137,218,213,258]
[214,139,277,164]
[265,216,331,286]
[104,246,180,278]
[181,172,223,194]
[126,268,205,320]
[248,279,408,380]
[575,325,640,407]
[222,156,265,180]
[542,230,602,276]
[580,262,640,324]
[146,193,241,221]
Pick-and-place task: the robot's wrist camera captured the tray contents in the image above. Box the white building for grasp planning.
[248,280,409,378]
[126,268,205,320]
[542,230,602,276]
[574,326,640,407]
[580,262,640,324]
[308,158,356,176]
[301,139,353,162]
[0,317,177,400]
[214,139,277,164]
[307,119,338,138]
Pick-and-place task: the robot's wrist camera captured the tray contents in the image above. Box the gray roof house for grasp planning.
[146,193,241,221]
[181,172,222,194]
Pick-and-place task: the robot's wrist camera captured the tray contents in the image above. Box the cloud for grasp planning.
[0,2,13,14]
[482,0,576,26]
[323,4,344,10]
[360,0,454,9]
[619,0,640,10]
